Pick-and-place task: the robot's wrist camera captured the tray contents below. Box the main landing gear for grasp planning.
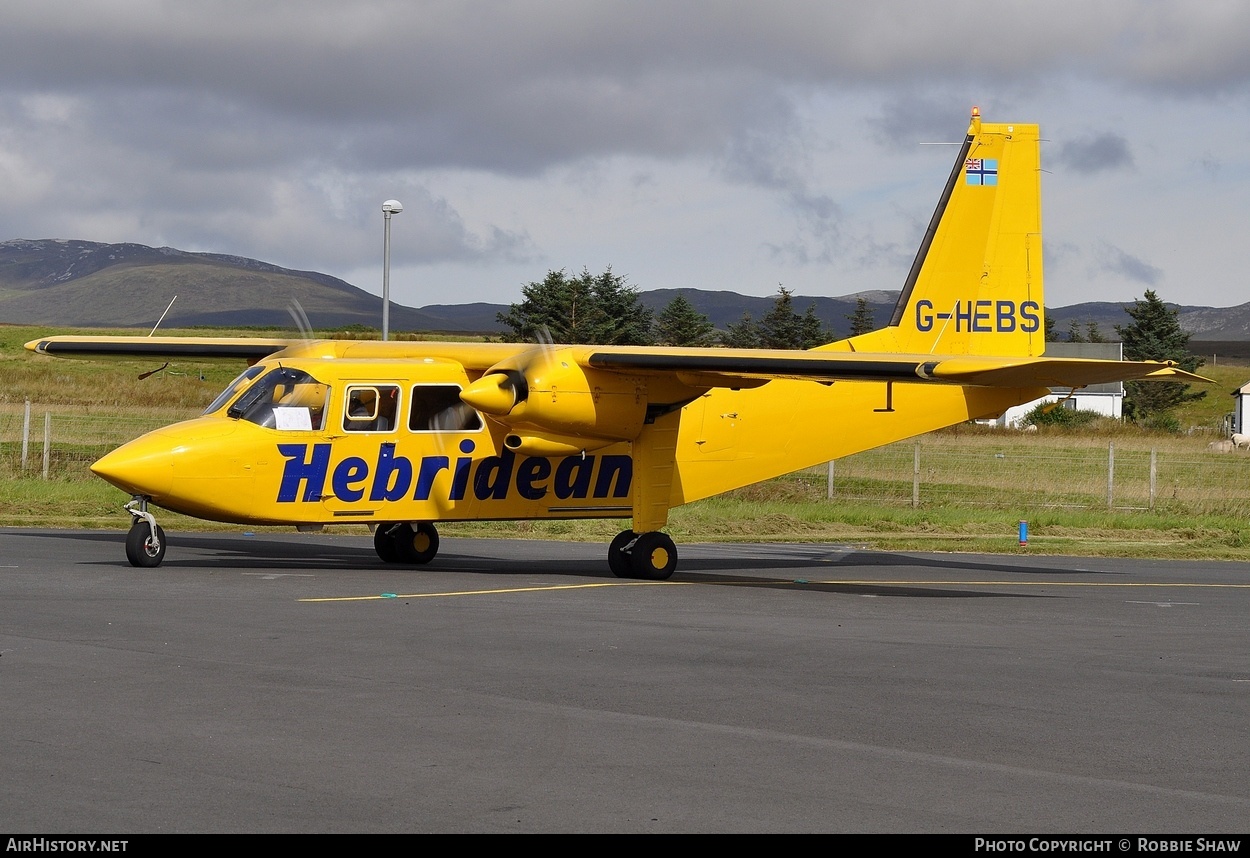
[124,496,166,568]
[374,521,440,564]
[608,530,678,580]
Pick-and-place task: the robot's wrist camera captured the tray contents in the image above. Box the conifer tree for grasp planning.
[654,294,717,346]
[758,287,828,349]
[1115,289,1205,426]
[1043,311,1058,342]
[721,311,761,348]
[497,267,655,345]
[846,297,876,336]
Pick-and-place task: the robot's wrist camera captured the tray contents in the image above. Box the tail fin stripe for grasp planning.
[888,132,975,327]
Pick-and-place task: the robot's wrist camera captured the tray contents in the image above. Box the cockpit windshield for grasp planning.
[204,365,266,416]
[224,366,329,430]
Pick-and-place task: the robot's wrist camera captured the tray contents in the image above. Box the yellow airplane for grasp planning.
[25,108,1206,577]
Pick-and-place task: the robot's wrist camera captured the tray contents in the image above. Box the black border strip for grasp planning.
[887,131,977,328]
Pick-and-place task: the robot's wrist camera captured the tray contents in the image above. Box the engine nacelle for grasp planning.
[461,347,647,441]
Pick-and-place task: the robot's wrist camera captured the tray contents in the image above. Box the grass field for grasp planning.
[5,323,1250,561]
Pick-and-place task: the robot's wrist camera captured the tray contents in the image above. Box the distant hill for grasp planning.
[0,238,460,332]
[3,239,1249,348]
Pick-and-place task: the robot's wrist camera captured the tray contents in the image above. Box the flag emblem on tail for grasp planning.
[965,158,998,185]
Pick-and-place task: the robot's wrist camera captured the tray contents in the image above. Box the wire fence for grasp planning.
[804,435,1250,516]
[0,402,190,481]
[5,400,1250,516]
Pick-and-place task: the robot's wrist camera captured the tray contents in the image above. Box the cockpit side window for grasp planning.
[344,385,400,432]
[226,367,329,430]
[409,385,482,432]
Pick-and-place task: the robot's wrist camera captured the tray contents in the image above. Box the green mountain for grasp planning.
[0,238,460,331]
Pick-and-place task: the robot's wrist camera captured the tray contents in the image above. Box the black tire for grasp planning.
[394,522,439,565]
[629,531,677,580]
[374,523,401,563]
[608,530,636,578]
[125,521,166,568]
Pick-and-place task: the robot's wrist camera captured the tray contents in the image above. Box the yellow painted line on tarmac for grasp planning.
[810,580,1250,588]
[302,577,1250,603]
[301,580,686,602]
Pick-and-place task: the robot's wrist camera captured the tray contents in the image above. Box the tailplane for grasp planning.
[839,108,1044,358]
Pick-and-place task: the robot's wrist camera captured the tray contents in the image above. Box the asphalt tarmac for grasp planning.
[2,528,1248,834]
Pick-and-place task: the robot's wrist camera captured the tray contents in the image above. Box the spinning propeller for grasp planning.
[459,324,557,417]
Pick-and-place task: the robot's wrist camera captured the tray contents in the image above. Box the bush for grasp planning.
[1135,411,1182,433]
[1019,401,1100,429]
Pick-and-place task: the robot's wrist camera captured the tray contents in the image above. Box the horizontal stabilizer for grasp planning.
[918,356,1213,388]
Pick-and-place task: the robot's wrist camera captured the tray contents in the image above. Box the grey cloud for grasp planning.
[870,95,977,151]
[720,119,850,266]
[0,2,1246,302]
[1098,244,1162,286]
[1197,154,1222,180]
[4,3,1250,174]
[1056,133,1134,174]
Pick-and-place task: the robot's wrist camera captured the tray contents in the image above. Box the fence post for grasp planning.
[1149,449,1157,511]
[827,460,834,500]
[21,399,30,470]
[912,443,921,508]
[1107,441,1115,510]
[42,411,50,480]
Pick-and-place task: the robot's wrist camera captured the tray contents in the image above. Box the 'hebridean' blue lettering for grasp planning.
[276,440,632,504]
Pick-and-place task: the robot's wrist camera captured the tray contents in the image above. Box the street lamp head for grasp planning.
[382,199,403,215]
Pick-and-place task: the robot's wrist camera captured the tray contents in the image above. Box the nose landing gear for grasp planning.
[124,496,166,568]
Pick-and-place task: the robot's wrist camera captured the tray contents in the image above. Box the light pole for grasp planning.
[381,199,403,341]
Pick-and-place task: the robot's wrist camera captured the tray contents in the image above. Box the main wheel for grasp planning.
[629,531,677,580]
[607,530,637,578]
[125,521,167,568]
[374,523,402,563]
[393,522,439,564]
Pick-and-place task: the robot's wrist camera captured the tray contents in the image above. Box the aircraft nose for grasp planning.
[91,433,175,498]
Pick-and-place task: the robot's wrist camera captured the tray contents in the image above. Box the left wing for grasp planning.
[24,335,294,362]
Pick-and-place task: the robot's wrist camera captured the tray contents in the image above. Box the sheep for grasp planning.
[1233,433,1250,450]
[1209,439,1235,453]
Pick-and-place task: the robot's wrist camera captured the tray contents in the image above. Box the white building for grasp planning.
[1231,382,1250,435]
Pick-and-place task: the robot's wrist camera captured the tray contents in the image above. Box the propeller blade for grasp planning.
[287,299,314,340]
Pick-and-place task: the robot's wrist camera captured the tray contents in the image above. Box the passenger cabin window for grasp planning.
[225,367,329,430]
[344,385,400,432]
[409,385,482,432]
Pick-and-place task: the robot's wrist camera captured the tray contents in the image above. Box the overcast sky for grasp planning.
[2,1,1248,314]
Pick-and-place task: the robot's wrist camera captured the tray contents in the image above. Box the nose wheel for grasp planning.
[124,496,166,568]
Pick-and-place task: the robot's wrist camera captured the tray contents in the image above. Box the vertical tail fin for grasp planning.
[842,108,1044,357]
